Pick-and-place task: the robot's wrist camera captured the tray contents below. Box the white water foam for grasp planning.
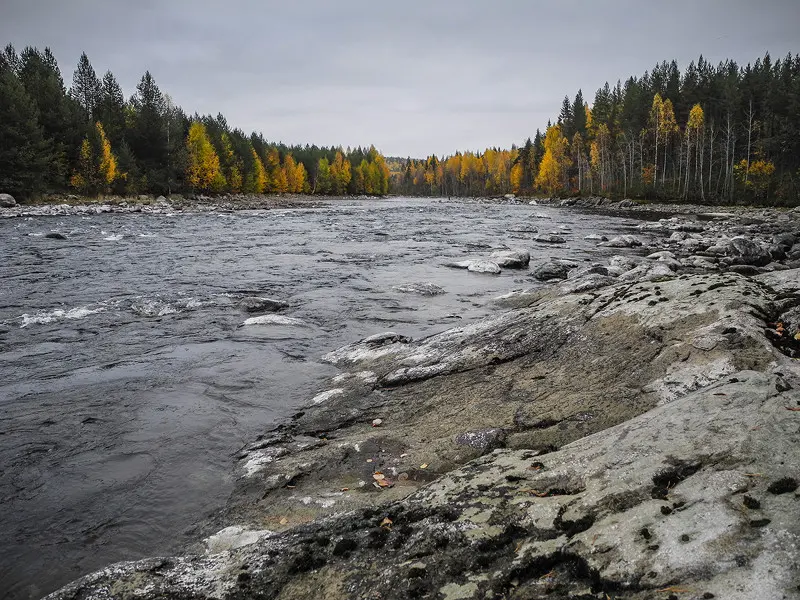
[19,305,106,328]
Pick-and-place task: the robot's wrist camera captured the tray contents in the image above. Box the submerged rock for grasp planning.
[239,296,289,313]
[392,282,446,296]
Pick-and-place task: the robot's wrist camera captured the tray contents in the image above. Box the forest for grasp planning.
[0,45,390,200]
[392,53,800,206]
[1,45,798,205]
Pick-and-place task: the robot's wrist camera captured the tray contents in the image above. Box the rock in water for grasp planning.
[392,282,446,296]
[489,250,530,268]
[239,296,289,313]
[533,233,566,244]
[599,234,643,248]
[0,193,16,208]
[533,261,571,281]
[45,232,67,240]
[466,260,501,274]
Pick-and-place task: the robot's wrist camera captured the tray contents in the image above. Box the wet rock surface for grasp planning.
[40,200,800,599]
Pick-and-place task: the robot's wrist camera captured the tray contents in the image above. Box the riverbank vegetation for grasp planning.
[0,46,389,200]
[392,53,800,206]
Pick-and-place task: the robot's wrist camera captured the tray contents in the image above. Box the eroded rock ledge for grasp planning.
[48,267,800,599]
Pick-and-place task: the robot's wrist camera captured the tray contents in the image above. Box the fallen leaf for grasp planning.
[366,459,373,463]
[785,406,800,412]
[380,517,393,528]
[794,332,800,341]
[373,472,385,481]
[340,487,349,492]
[420,463,428,469]
[279,517,288,525]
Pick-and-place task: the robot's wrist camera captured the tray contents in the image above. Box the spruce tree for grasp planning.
[70,52,101,122]
[0,65,51,198]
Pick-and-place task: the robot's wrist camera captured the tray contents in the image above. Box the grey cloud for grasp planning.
[1,0,798,156]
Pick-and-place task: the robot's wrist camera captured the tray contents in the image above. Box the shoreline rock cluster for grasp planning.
[46,204,800,600]
[0,193,330,218]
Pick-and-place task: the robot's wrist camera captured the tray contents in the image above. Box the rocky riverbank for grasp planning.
[47,206,800,600]
[0,193,332,218]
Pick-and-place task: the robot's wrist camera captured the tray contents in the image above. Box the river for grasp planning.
[0,198,647,598]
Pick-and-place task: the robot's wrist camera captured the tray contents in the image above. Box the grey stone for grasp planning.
[0,193,16,207]
[453,428,506,454]
[533,261,571,281]
[466,260,501,274]
[600,234,643,248]
[392,282,446,296]
[489,250,530,268]
[533,233,566,244]
[727,236,772,267]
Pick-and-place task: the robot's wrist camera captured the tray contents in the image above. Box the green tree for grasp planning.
[70,52,101,123]
[0,63,50,198]
[129,71,168,193]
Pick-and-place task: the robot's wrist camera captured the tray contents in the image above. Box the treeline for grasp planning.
[393,53,800,205]
[0,45,390,199]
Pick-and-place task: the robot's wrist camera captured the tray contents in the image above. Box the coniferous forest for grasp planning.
[1,45,799,205]
[0,45,390,200]
[393,53,800,206]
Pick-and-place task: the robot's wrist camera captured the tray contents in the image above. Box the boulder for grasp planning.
[0,193,16,208]
[599,234,643,248]
[45,232,67,240]
[467,260,501,274]
[726,236,771,267]
[489,250,530,269]
[773,233,796,250]
[532,261,571,281]
[533,233,566,244]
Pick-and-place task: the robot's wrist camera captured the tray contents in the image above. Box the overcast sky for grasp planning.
[2,0,797,157]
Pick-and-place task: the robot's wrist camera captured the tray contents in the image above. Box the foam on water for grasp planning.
[19,305,106,328]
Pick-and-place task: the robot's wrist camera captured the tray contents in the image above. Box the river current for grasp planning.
[0,198,647,598]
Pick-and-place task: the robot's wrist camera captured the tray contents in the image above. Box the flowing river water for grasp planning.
[0,198,650,598]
